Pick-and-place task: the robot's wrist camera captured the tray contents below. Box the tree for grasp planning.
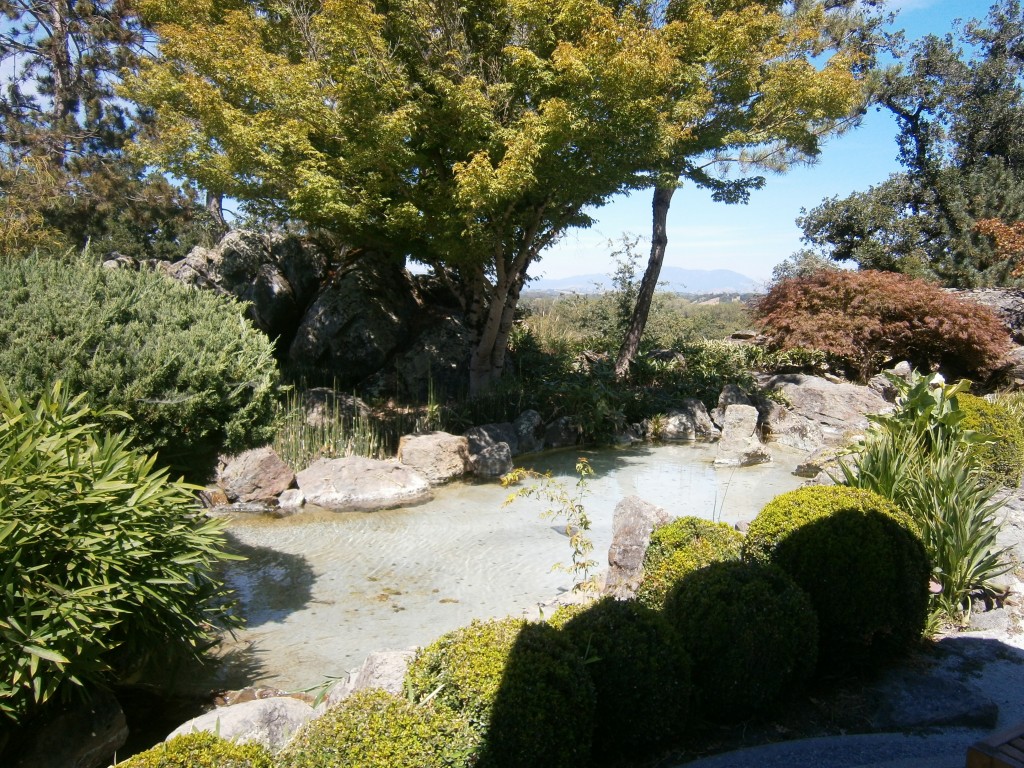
[797,1,1024,288]
[0,0,216,257]
[129,0,678,394]
[613,0,877,377]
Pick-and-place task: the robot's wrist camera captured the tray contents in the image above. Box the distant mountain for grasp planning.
[526,266,763,295]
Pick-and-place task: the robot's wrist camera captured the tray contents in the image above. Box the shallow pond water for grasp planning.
[197,442,808,693]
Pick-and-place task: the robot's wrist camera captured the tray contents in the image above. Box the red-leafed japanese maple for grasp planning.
[754,270,1011,382]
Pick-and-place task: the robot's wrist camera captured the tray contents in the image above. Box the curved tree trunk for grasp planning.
[614,182,676,378]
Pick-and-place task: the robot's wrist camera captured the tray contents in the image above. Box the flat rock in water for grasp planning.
[398,431,469,484]
[217,446,295,503]
[296,457,432,511]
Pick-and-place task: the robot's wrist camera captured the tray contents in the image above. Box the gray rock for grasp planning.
[217,446,295,503]
[759,374,890,450]
[13,688,126,768]
[714,404,771,467]
[711,384,752,428]
[868,361,914,401]
[659,400,720,441]
[397,432,469,484]
[603,496,671,600]
[470,442,513,478]
[167,697,316,753]
[465,423,519,456]
[296,457,432,511]
[544,416,582,449]
[323,649,416,709]
[383,316,472,401]
[870,672,999,730]
[514,410,545,454]
[794,446,851,479]
[277,488,306,511]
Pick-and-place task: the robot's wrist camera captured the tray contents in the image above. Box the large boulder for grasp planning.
[217,446,295,503]
[163,230,327,352]
[469,442,514,478]
[288,254,418,388]
[544,416,582,449]
[323,649,417,709]
[604,496,671,600]
[166,697,315,753]
[711,383,752,429]
[514,410,545,454]
[758,374,890,451]
[714,404,771,467]
[465,422,520,456]
[397,432,469,485]
[296,457,432,511]
[658,400,720,440]
[376,314,472,401]
[12,689,127,768]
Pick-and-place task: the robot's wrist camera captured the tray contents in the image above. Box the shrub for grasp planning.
[754,270,1010,381]
[549,598,692,760]
[957,393,1024,487]
[636,517,743,608]
[743,486,929,672]
[404,618,595,768]
[0,252,279,479]
[0,383,241,724]
[663,561,817,720]
[279,689,478,768]
[116,732,274,768]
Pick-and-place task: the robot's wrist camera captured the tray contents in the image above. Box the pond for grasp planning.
[193,442,809,693]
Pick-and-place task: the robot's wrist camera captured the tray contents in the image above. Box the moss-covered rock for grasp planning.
[404,618,595,768]
[279,689,477,768]
[117,732,273,768]
[636,517,743,608]
[743,486,929,673]
[957,393,1024,487]
[664,561,817,719]
[549,598,692,761]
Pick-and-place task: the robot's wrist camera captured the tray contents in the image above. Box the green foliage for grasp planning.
[957,393,1024,487]
[636,517,743,609]
[279,689,478,768]
[754,269,1011,381]
[549,598,692,760]
[664,561,818,720]
[0,252,279,479]
[273,388,391,469]
[503,459,597,593]
[116,732,273,768]
[0,382,241,724]
[743,486,930,672]
[405,618,595,768]
[835,372,1012,619]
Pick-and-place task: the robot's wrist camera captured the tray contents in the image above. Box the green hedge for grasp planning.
[957,393,1024,487]
[404,618,595,768]
[279,689,478,768]
[0,383,240,724]
[116,732,273,768]
[0,252,279,479]
[743,486,929,672]
[664,561,817,719]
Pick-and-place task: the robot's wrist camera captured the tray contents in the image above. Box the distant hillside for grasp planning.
[527,266,762,295]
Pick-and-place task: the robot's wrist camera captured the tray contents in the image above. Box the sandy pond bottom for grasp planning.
[193,442,808,693]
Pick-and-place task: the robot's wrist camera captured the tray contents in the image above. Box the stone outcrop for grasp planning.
[398,432,470,485]
[166,697,315,753]
[657,400,720,440]
[217,446,295,503]
[604,496,671,600]
[465,423,519,456]
[758,374,890,451]
[469,442,514,478]
[711,383,752,429]
[714,405,771,467]
[514,410,545,454]
[296,457,432,511]
[323,649,416,709]
[544,416,582,449]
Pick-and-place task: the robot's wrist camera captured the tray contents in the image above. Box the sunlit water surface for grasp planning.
[194,442,807,692]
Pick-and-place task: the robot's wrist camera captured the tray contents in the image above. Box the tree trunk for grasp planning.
[205,190,226,229]
[614,182,676,378]
[48,0,77,165]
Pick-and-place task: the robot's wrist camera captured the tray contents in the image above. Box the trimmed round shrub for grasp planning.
[279,689,478,768]
[754,269,1010,381]
[549,598,692,761]
[0,252,279,479]
[663,561,817,720]
[636,517,744,608]
[0,383,240,724]
[117,732,273,768]
[957,393,1024,487]
[743,486,929,672]
[404,618,595,768]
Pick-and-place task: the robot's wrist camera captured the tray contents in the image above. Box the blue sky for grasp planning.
[536,0,979,286]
